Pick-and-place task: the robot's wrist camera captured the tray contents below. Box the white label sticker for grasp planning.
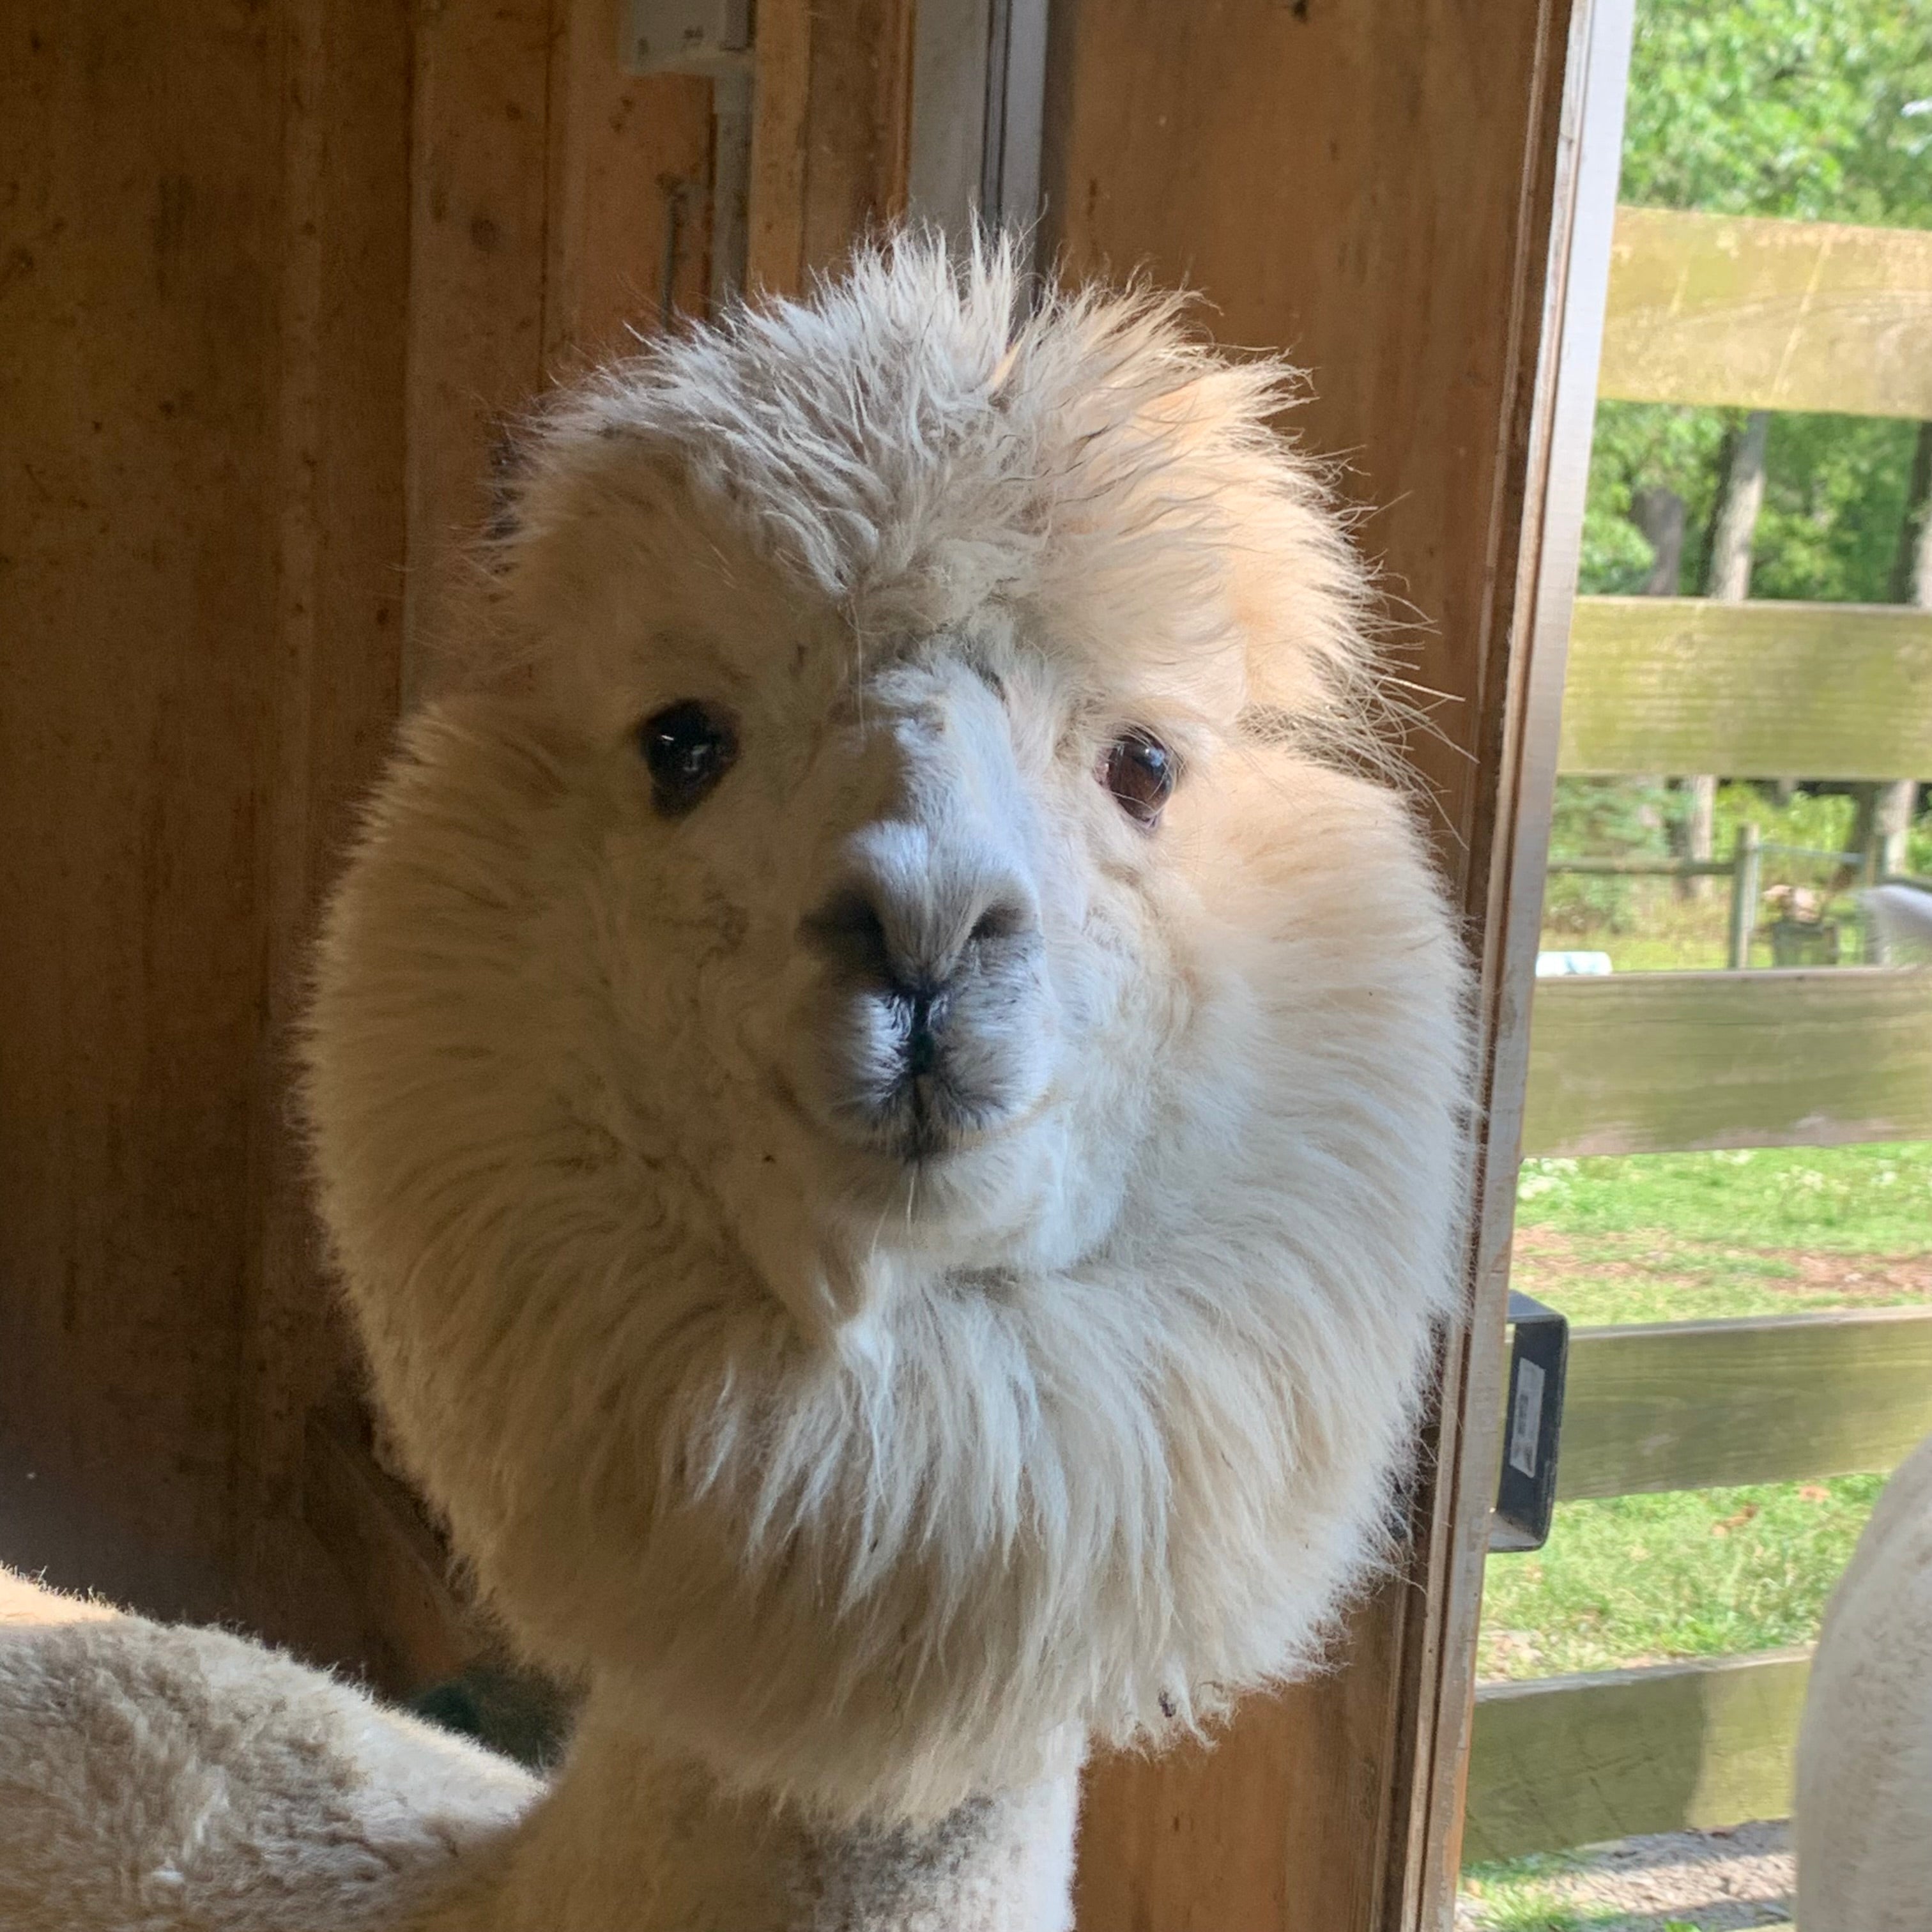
[1508,1356,1545,1480]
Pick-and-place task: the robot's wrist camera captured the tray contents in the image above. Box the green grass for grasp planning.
[1459,1852,1710,1931]
[1517,1144,1932,1259]
[1478,1475,1885,1680]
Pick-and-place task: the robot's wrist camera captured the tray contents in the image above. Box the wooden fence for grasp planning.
[1466,203,1932,1867]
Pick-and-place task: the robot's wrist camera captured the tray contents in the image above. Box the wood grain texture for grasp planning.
[1523,969,1932,1156]
[1466,1649,1810,1862]
[746,0,913,298]
[229,0,418,1672]
[1552,1308,1932,1501]
[542,0,715,364]
[1600,206,1932,420]
[1407,4,1636,1915]
[0,0,378,1629]
[401,0,553,703]
[1560,596,1932,780]
[1046,1,1597,1925]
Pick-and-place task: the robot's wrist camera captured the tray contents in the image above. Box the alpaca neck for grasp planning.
[418,1688,1082,1932]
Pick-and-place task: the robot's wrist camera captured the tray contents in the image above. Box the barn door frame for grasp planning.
[1397,0,1636,1915]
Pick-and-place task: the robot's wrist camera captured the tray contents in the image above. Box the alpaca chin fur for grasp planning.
[303,234,1473,1828]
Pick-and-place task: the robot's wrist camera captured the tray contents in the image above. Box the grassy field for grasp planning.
[1464,1140,1931,1923]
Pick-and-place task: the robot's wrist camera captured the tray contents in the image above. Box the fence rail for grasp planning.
[1599,207,1932,418]
[1559,597,1932,779]
[1522,968,1932,1156]
[1541,1308,1932,1502]
[1466,1650,1812,1865]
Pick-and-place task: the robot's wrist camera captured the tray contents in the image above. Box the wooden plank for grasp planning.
[1465,1650,1810,1863]
[746,0,913,299]
[542,0,715,362]
[1524,970,1932,1157]
[1600,206,1932,420]
[1047,0,1604,1925]
[1407,1,1637,1915]
[1559,597,1932,780]
[401,0,553,707]
[1550,1309,1932,1501]
[231,0,417,1670]
[1,0,308,1618]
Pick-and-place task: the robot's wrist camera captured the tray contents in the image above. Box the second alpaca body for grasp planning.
[0,240,1471,1930]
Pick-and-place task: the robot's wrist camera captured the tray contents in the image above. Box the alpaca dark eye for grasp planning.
[1101,730,1176,827]
[638,700,739,816]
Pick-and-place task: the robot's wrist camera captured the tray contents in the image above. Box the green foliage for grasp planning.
[1754,413,1924,603]
[1579,401,1729,596]
[1459,1856,1630,1932]
[1543,777,1673,933]
[1622,0,1932,227]
[1581,403,1920,606]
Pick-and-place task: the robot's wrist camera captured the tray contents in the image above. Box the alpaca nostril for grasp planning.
[969,898,1034,947]
[803,871,1036,991]
[801,887,893,981]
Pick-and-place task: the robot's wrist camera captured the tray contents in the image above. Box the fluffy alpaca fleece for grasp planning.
[0,1572,537,1931]
[1796,1430,1932,1929]
[0,236,1471,1930]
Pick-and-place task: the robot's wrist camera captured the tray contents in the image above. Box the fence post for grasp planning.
[1728,822,1762,970]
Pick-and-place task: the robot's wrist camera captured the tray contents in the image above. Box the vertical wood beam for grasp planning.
[746,0,914,299]
[233,0,417,1667]
[400,0,555,707]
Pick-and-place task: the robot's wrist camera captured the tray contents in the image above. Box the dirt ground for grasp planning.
[1512,1224,1932,1303]
[1460,1821,1794,1930]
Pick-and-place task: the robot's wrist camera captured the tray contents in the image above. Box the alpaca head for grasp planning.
[304,238,1471,1823]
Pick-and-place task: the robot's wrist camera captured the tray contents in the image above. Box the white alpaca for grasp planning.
[0,238,1471,1930]
[1797,1432,1932,1930]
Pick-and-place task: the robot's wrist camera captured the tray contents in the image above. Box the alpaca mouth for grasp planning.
[828,1070,1000,1166]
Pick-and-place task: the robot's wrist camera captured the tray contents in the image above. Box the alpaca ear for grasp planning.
[1121,365,1376,734]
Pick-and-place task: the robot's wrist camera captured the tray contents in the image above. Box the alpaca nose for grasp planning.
[801,830,1039,997]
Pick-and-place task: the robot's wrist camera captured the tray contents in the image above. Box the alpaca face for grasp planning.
[305,241,1471,1825]
[555,577,1206,1335]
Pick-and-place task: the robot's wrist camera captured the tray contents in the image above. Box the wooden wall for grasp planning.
[1,0,412,1637]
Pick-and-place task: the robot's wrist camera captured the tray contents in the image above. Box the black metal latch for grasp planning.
[1489,1290,1568,1552]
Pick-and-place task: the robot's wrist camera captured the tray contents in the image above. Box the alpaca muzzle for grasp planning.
[802,866,1050,1163]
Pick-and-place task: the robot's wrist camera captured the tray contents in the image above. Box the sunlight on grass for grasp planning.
[1479,1476,1883,1680]
[1460,1853,1715,1931]
[1517,1144,1932,1257]
[1458,1854,1656,1931]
